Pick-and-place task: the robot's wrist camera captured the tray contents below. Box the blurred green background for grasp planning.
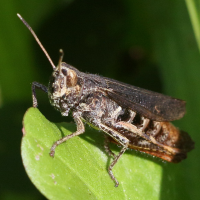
[0,0,200,199]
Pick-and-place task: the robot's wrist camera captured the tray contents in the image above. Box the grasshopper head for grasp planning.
[49,62,78,98]
[48,59,82,115]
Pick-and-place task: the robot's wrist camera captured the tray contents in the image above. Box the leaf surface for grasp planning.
[21,107,170,200]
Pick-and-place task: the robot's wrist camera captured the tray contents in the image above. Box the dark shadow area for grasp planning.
[34,0,162,93]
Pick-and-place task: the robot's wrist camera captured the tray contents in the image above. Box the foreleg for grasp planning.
[50,112,85,157]
[32,81,48,107]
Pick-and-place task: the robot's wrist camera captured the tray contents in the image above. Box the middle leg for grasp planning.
[97,122,129,187]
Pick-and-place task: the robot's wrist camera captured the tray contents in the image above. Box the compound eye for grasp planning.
[61,68,67,76]
[66,69,77,87]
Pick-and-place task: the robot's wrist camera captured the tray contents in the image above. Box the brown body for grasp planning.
[110,120,194,163]
[17,14,194,187]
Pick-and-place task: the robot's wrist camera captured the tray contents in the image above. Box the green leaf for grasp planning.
[185,0,200,52]
[21,108,171,200]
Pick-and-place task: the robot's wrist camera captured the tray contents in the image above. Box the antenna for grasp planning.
[17,13,56,70]
[58,49,64,74]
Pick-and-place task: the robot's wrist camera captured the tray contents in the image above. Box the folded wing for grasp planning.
[104,78,186,122]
